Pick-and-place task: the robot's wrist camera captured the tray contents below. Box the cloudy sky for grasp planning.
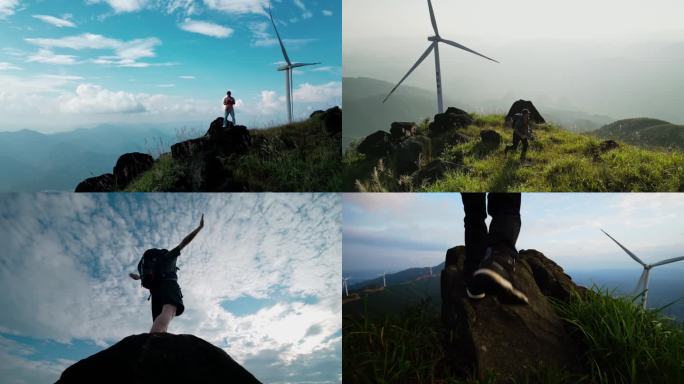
[344,0,684,122]
[0,0,341,132]
[343,193,684,274]
[0,193,342,384]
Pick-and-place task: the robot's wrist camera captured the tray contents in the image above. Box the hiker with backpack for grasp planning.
[223,91,236,127]
[504,109,532,161]
[129,214,204,333]
[461,193,528,304]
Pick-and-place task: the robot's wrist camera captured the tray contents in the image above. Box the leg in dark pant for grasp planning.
[487,193,521,253]
[505,132,521,155]
[520,138,529,160]
[461,193,488,264]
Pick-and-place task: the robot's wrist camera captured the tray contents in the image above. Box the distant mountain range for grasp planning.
[0,124,182,191]
[342,76,615,149]
[592,118,684,151]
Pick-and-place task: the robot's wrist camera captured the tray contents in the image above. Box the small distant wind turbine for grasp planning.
[342,277,351,296]
[601,229,684,308]
[429,266,433,277]
[378,272,386,288]
[383,0,499,114]
[268,5,320,123]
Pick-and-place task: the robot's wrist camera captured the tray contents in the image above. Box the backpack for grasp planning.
[137,248,169,289]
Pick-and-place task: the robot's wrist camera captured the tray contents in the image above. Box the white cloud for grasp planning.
[293,81,341,103]
[0,0,19,18]
[322,9,332,16]
[27,49,78,65]
[25,33,163,67]
[203,0,268,15]
[156,83,175,88]
[58,83,148,114]
[32,14,76,28]
[179,18,233,38]
[163,0,196,15]
[179,75,195,79]
[293,0,312,19]
[257,89,283,113]
[0,193,341,383]
[249,22,317,48]
[86,0,149,13]
[0,62,21,70]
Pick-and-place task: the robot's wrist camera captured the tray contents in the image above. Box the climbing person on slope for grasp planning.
[461,193,528,304]
[504,109,532,162]
[129,214,204,333]
[223,91,236,127]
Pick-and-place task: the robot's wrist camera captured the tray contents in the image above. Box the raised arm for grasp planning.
[176,214,204,251]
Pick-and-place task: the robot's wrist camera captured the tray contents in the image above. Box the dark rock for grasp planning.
[505,100,546,124]
[429,108,474,136]
[56,333,261,384]
[309,109,325,119]
[395,135,431,176]
[171,137,210,161]
[75,173,115,192]
[321,106,342,136]
[410,159,461,186]
[357,130,392,158]
[479,129,502,146]
[441,246,585,381]
[113,152,154,188]
[599,139,619,153]
[390,122,417,142]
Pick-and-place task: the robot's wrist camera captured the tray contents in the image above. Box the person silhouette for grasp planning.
[223,91,236,127]
[129,214,204,333]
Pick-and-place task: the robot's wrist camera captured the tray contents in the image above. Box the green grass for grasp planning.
[344,113,684,191]
[343,288,684,383]
[127,116,341,191]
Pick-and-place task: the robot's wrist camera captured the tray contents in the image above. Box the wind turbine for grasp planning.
[268,5,320,123]
[601,229,684,308]
[342,277,351,296]
[378,272,386,288]
[383,0,499,114]
[429,266,433,277]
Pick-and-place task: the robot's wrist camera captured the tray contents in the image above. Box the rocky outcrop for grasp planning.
[357,130,393,158]
[320,106,342,136]
[113,152,154,187]
[390,122,417,142]
[56,333,261,384]
[394,135,431,176]
[599,139,619,153]
[410,159,462,186]
[429,107,474,136]
[480,130,502,147]
[441,246,585,381]
[505,100,545,124]
[75,173,115,192]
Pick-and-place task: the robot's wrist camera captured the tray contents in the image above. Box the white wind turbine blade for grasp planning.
[427,0,439,36]
[268,5,291,65]
[601,229,647,267]
[383,43,435,103]
[635,268,648,294]
[439,38,500,63]
[290,62,321,68]
[650,255,684,268]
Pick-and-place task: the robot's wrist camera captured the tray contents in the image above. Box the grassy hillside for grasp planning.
[343,287,684,383]
[126,116,341,192]
[344,113,684,192]
[593,117,684,151]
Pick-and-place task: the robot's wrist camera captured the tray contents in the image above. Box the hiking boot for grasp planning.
[473,246,529,304]
[463,259,485,300]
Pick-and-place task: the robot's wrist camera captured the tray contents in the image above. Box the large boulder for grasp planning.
[441,246,585,381]
[357,130,392,158]
[599,139,619,153]
[171,137,210,161]
[113,152,154,188]
[479,129,502,147]
[505,100,546,124]
[320,106,342,136]
[395,135,431,176]
[389,122,417,142]
[429,107,474,136]
[56,333,261,384]
[410,159,461,186]
[75,173,115,192]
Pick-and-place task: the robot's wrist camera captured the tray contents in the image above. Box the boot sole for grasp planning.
[473,269,529,304]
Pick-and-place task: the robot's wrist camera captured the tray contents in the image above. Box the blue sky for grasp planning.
[343,193,684,274]
[0,193,342,384]
[0,0,341,132]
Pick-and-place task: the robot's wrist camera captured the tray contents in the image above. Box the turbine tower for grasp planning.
[601,229,684,308]
[429,266,433,277]
[268,5,320,123]
[383,0,499,114]
[378,272,386,288]
[342,277,351,297]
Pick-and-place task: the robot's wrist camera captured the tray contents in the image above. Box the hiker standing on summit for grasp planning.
[461,193,528,304]
[129,214,204,333]
[223,90,236,127]
[505,109,532,161]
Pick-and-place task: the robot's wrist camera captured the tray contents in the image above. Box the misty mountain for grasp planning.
[342,76,615,149]
[0,124,181,191]
[592,118,684,151]
[349,262,445,291]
